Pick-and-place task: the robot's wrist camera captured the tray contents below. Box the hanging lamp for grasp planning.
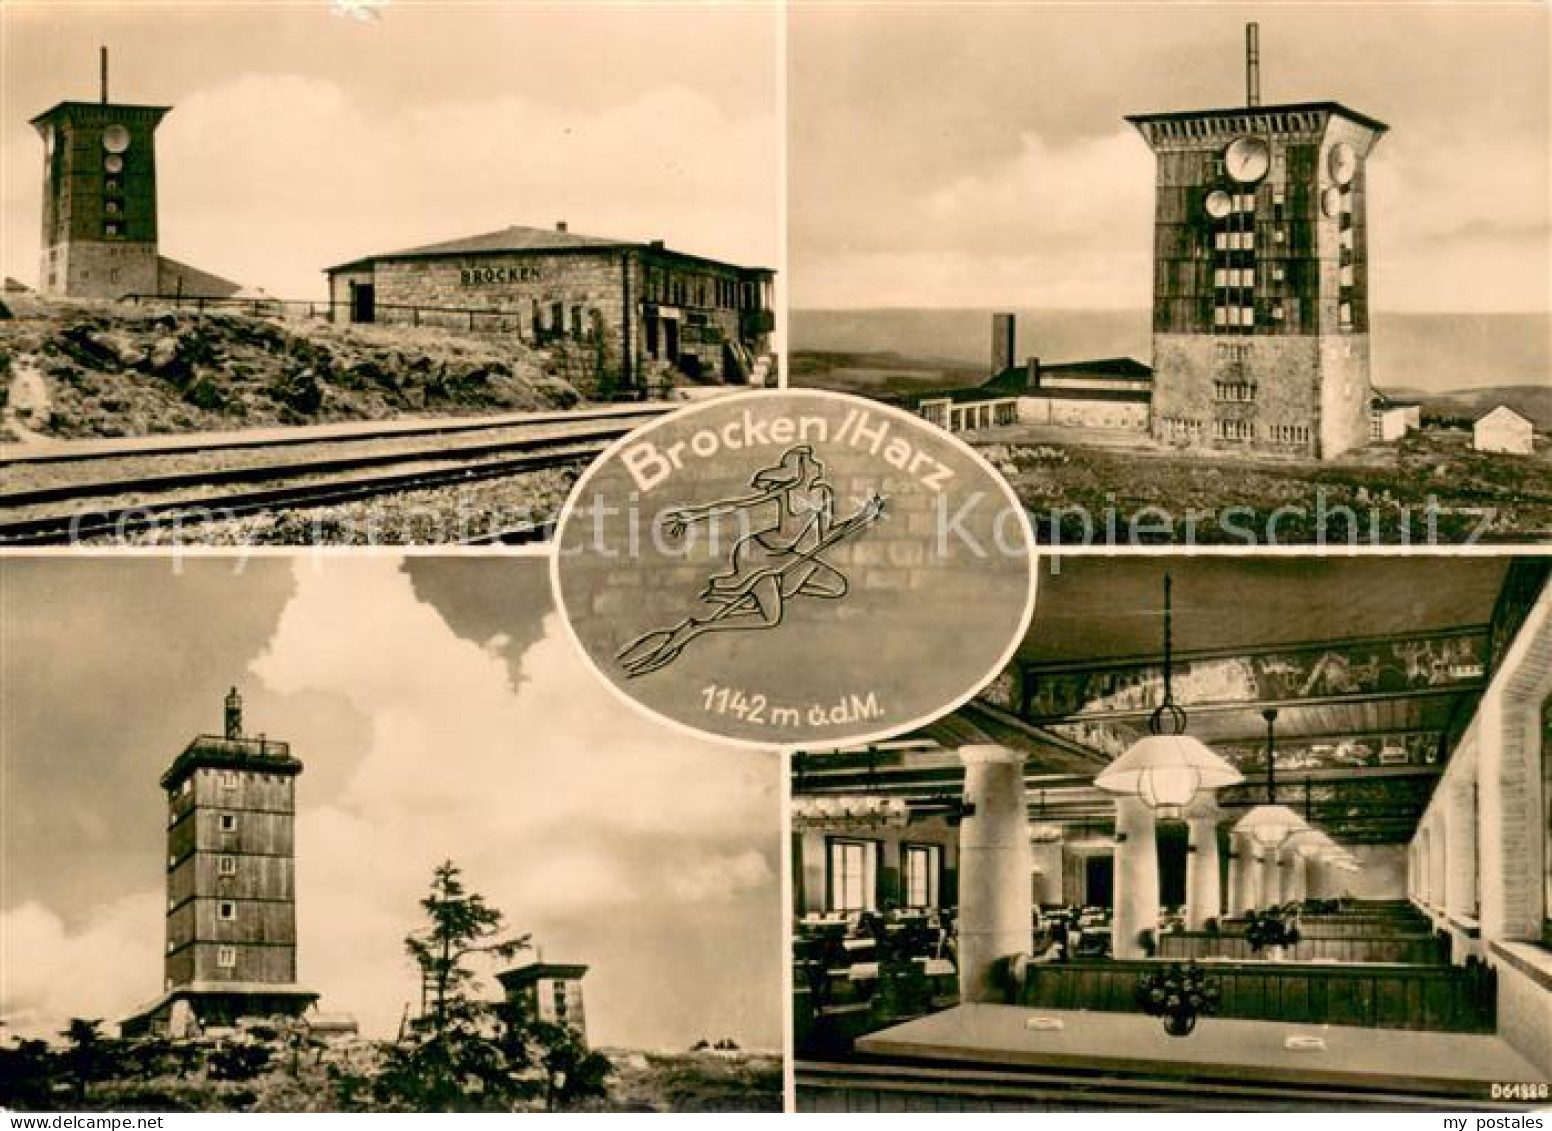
[1233,708,1309,847]
[1095,574,1242,820]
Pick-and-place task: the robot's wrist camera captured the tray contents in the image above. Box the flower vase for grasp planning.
[1267,944,1285,962]
[1162,1010,1197,1038]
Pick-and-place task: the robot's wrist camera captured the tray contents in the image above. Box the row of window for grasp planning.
[644,268,763,313]
[827,838,942,913]
[1214,419,1256,441]
[1214,381,1257,402]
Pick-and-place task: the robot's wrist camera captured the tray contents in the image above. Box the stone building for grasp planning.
[31,51,242,302]
[1127,26,1387,460]
[324,223,776,399]
[122,689,317,1037]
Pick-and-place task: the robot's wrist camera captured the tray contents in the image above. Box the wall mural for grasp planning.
[1020,633,1488,722]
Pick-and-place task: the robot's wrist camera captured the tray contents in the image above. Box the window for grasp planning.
[827,839,877,913]
[104,222,119,237]
[217,946,237,969]
[218,855,237,876]
[219,813,237,832]
[218,901,236,921]
[902,844,941,908]
[221,771,238,789]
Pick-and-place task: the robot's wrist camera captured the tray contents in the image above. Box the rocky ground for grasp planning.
[979,427,1552,545]
[0,294,586,441]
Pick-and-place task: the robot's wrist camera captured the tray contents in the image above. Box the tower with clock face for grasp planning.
[1126,99,1388,459]
[31,96,169,299]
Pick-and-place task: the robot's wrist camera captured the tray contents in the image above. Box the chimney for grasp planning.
[991,313,1016,376]
[1245,23,1261,108]
[224,687,243,740]
[100,46,109,104]
[1025,357,1041,392]
[555,221,568,233]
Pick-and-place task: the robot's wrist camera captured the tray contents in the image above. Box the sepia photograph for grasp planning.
[791,555,1552,1110]
[0,553,783,1111]
[0,2,780,546]
[787,4,1551,545]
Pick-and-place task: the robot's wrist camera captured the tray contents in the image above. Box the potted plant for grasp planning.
[1135,962,1221,1037]
[1245,905,1302,960]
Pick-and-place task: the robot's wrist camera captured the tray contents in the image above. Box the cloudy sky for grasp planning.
[1,554,782,1051]
[1,3,779,297]
[791,3,1550,313]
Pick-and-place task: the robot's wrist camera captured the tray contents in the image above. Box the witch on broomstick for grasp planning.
[617,444,886,678]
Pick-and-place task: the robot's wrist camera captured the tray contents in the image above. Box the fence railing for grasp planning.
[121,293,564,335]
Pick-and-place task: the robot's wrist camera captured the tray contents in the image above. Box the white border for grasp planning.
[547,387,1040,754]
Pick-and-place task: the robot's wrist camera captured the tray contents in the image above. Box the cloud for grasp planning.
[1,893,164,1038]
[248,557,778,1046]
[1,557,779,1049]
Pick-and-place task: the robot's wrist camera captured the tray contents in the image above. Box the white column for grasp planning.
[1229,832,1260,915]
[1261,844,1283,906]
[957,745,1030,1003]
[1445,778,1478,922]
[1184,797,1222,929]
[1113,795,1159,958]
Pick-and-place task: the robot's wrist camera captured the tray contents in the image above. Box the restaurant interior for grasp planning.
[792,555,1552,1111]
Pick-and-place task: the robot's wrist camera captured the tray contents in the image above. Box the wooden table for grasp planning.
[857,1003,1548,1100]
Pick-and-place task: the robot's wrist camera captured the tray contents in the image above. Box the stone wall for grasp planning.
[42,239,159,299]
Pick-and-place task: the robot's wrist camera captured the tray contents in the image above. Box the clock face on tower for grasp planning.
[104,155,124,174]
[1321,187,1344,219]
[1328,142,1357,186]
[1205,190,1233,219]
[102,124,131,154]
[1224,136,1270,184]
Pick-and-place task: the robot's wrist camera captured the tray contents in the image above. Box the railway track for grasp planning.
[0,407,668,545]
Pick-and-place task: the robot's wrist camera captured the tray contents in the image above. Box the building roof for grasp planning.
[1474,405,1533,428]
[497,961,590,989]
[29,100,171,128]
[325,223,773,276]
[1124,100,1390,137]
[891,357,1153,409]
[121,983,319,1030]
[161,735,303,790]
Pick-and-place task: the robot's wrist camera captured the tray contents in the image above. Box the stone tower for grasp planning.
[1126,24,1387,459]
[30,49,168,299]
[122,688,317,1037]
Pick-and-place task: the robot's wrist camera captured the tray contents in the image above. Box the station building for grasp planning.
[324,223,776,399]
[793,557,1552,1110]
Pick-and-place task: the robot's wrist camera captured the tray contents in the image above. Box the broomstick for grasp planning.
[616,494,887,678]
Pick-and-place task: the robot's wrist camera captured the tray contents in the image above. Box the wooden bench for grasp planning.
[1158,931,1447,965]
[1018,957,1495,1033]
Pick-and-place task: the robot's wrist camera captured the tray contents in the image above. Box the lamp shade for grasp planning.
[1233,804,1309,848]
[1094,734,1243,819]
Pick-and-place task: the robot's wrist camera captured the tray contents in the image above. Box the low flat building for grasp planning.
[1369,391,1422,443]
[324,223,775,400]
[892,314,1151,435]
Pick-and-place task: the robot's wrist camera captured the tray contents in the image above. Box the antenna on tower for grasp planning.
[1245,23,1261,108]
[100,46,109,104]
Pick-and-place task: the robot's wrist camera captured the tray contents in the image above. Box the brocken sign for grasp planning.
[551,389,1038,749]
